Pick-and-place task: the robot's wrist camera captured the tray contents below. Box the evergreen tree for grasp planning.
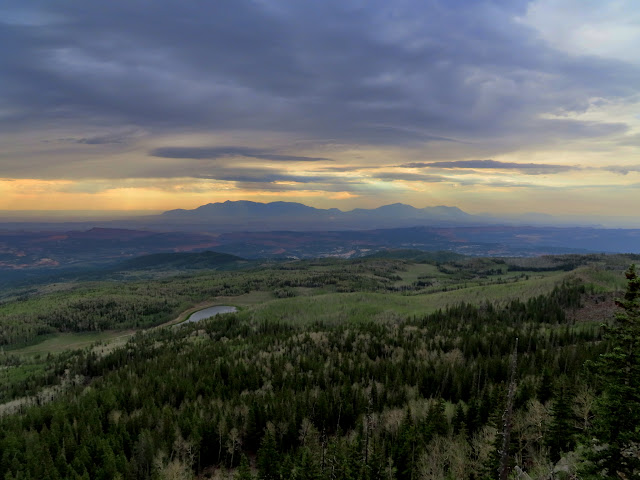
[393,409,417,480]
[234,454,254,480]
[585,264,640,479]
[536,368,553,404]
[452,403,466,435]
[546,383,576,464]
[257,430,281,480]
[297,448,322,480]
[425,399,449,439]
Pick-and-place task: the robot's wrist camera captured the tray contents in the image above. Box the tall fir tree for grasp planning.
[585,264,640,479]
[546,382,576,464]
[257,429,281,480]
[235,454,254,480]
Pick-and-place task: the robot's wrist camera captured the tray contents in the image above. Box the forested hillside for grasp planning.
[0,255,638,479]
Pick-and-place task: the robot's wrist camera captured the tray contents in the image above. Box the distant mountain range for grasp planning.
[2,201,638,232]
[156,201,639,231]
[157,200,477,231]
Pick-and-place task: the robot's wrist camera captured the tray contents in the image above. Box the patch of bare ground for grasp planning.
[567,292,617,324]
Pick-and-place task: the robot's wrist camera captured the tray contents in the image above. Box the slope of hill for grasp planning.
[115,251,247,271]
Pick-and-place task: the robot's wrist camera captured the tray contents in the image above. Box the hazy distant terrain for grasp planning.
[2,201,640,274]
[1,224,639,278]
[126,200,640,231]
[4,201,639,233]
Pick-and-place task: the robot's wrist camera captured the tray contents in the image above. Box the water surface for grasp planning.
[184,305,237,324]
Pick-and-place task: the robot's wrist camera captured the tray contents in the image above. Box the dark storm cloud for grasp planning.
[1,0,638,165]
[150,146,329,162]
[401,159,578,175]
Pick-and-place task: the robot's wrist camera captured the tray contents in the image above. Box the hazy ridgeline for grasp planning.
[0,254,637,479]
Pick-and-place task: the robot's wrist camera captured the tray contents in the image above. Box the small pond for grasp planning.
[184,305,237,324]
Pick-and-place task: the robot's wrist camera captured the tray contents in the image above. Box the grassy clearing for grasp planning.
[577,265,628,292]
[242,269,574,326]
[9,331,134,357]
[0,362,46,384]
[393,263,442,286]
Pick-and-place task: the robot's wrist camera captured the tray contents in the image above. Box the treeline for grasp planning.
[0,280,614,479]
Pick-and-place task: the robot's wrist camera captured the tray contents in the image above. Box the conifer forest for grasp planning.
[0,253,638,479]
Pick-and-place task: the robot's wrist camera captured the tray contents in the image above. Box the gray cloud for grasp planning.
[372,172,448,183]
[150,146,330,162]
[195,168,361,184]
[75,132,137,145]
[602,165,640,175]
[617,133,640,147]
[1,0,637,157]
[234,181,372,193]
[318,166,380,172]
[401,159,579,175]
[480,180,540,188]
[52,130,143,145]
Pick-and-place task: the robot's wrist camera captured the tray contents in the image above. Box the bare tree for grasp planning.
[499,338,518,480]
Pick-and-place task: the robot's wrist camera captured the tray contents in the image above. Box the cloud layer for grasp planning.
[150,147,329,162]
[1,0,639,216]
[2,1,637,143]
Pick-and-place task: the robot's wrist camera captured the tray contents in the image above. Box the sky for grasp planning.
[1,0,640,219]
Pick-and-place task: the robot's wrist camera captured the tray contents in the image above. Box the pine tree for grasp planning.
[393,408,417,480]
[536,368,553,404]
[234,454,254,480]
[297,448,322,480]
[546,382,576,464]
[452,403,466,435]
[257,430,281,480]
[585,264,640,479]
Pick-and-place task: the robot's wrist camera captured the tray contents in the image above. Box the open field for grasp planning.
[9,331,135,357]
[243,270,576,327]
